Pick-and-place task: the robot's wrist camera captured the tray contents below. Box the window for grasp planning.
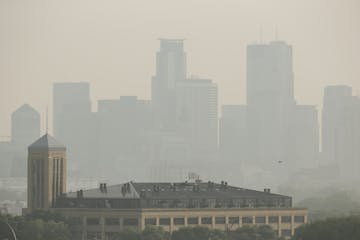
[242,216,253,224]
[86,218,100,225]
[269,216,279,223]
[145,218,156,225]
[123,218,138,226]
[188,217,199,225]
[255,216,266,224]
[105,232,118,239]
[87,232,101,240]
[294,216,305,223]
[105,218,119,225]
[174,218,185,225]
[68,217,82,225]
[201,217,212,225]
[215,217,226,224]
[159,218,170,225]
[229,217,239,224]
[281,229,292,237]
[281,216,291,223]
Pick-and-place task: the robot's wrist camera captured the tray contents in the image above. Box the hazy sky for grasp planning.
[0,0,359,136]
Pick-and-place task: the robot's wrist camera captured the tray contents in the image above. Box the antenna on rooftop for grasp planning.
[46,106,48,134]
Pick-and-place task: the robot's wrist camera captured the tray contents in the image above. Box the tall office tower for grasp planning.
[175,78,218,154]
[219,105,247,164]
[96,96,154,179]
[151,39,187,130]
[53,82,93,174]
[10,104,41,177]
[246,41,295,168]
[11,104,40,147]
[322,85,360,179]
[27,134,66,213]
[290,105,319,169]
[53,82,91,137]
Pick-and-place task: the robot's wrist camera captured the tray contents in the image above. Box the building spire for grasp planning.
[46,106,48,134]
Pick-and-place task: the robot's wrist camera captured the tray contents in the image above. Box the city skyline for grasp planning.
[1,0,360,136]
[1,38,359,186]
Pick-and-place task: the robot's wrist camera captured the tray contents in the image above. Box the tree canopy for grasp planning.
[293,215,360,240]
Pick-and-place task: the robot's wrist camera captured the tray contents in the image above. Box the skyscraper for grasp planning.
[176,78,218,153]
[11,104,40,147]
[151,39,187,130]
[322,85,360,180]
[53,82,93,174]
[219,105,247,164]
[53,82,91,138]
[95,96,154,179]
[10,104,40,177]
[246,41,295,168]
[291,105,319,169]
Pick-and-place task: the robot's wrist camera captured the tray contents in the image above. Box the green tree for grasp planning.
[256,225,277,240]
[27,209,66,223]
[43,220,71,240]
[112,228,142,240]
[229,225,278,240]
[230,225,256,240]
[292,215,360,240]
[142,225,170,240]
[1,212,71,240]
[171,226,228,240]
[18,219,44,240]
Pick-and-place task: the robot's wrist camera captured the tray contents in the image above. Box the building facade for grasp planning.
[26,134,66,212]
[26,114,307,240]
[54,182,306,240]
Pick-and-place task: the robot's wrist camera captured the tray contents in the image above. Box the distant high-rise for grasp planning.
[95,96,154,178]
[53,82,93,174]
[27,134,66,213]
[10,104,40,177]
[322,85,352,165]
[291,105,319,169]
[11,104,40,147]
[246,41,295,168]
[53,82,91,138]
[322,85,360,179]
[176,78,218,152]
[151,39,187,130]
[247,41,294,107]
[219,105,247,164]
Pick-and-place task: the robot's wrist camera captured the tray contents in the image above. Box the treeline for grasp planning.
[293,215,360,240]
[0,211,280,240]
[110,225,280,240]
[0,211,70,240]
[3,211,360,240]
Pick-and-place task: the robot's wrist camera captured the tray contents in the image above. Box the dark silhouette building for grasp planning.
[322,85,360,180]
[53,82,93,175]
[10,104,40,177]
[246,41,295,169]
[151,39,186,130]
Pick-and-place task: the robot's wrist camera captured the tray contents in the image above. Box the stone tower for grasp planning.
[27,134,66,212]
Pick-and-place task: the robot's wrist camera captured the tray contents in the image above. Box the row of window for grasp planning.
[144,215,305,226]
[87,218,139,226]
[81,215,304,226]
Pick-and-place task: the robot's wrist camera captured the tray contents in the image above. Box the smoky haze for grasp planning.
[1,0,360,134]
[1,0,360,215]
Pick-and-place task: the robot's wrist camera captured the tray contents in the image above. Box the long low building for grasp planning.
[25,134,307,240]
[55,181,307,240]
